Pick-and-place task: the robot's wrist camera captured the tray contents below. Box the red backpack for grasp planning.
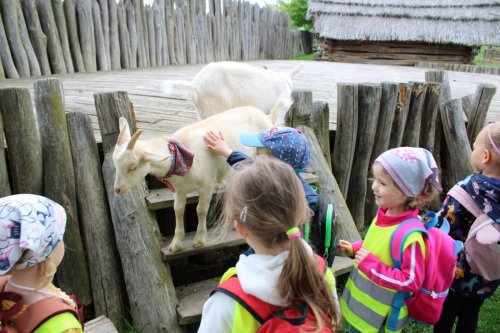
[387,212,463,330]
[0,276,83,333]
[214,254,334,333]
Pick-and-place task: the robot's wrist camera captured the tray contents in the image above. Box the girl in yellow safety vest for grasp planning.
[338,147,441,333]
[198,155,340,332]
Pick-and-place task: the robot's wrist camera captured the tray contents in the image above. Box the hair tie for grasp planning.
[487,124,499,154]
[239,206,248,223]
[286,227,301,240]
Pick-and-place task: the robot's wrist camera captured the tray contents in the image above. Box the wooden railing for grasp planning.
[0,0,306,79]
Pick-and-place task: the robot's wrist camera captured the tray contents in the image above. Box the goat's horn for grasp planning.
[127,130,143,150]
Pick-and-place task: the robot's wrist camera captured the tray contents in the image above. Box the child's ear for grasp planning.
[233,220,249,239]
[482,149,492,164]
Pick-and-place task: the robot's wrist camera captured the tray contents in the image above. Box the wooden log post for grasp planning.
[1,1,30,77]
[285,90,313,128]
[461,94,474,120]
[0,112,9,197]
[419,82,441,152]
[92,1,109,71]
[117,3,131,69]
[95,91,182,333]
[98,0,111,69]
[0,6,19,78]
[52,0,74,73]
[16,2,41,77]
[146,6,157,67]
[440,99,474,186]
[132,0,148,67]
[467,84,496,145]
[365,82,399,221]
[125,0,138,68]
[34,79,92,306]
[165,0,177,64]
[312,101,331,169]
[297,125,361,243]
[108,0,121,70]
[332,83,358,198]
[22,0,51,75]
[36,0,67,74]
[0,49,4,79]
[0,88,42,195]
[63,0,86,72]
[401,82,427,147]
[66,112,129,325]
[76,0,97,72]
[346,83,381,230]
[388,83,411,149]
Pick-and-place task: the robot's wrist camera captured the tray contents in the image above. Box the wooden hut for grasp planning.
[307,0,500,65]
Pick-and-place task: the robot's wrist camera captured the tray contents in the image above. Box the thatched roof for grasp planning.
[307,0,500,46]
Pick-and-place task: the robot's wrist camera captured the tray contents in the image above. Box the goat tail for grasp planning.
[268,98,289,125]
[288,61,304,77]
[161,80,196,100]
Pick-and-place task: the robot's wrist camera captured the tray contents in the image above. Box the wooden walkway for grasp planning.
[1,60,499,142]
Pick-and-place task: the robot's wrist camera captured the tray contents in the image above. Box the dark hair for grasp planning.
[222,155,339,331]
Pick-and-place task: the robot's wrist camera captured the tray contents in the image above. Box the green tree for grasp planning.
[278,0,313,31]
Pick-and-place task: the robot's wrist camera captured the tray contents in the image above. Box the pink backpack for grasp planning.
[387,212,463,330]
[448,185,500,281]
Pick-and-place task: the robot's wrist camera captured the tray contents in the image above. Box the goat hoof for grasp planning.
[192,241,205,248]
[168,243,183,253]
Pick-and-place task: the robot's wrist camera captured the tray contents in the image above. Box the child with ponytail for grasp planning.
[198,155,340,333]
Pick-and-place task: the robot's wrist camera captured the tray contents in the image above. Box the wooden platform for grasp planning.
[0,60,498,142]
[84,316,118,333]
[175,256,354,325]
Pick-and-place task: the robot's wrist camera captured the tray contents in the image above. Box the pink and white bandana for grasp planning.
[375,147,442,198]
[0,194,66,275]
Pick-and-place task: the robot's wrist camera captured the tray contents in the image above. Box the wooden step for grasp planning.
[84,315,118,333]
[161,229,245,262]
[175,256,354,325]
[146,172,320,210]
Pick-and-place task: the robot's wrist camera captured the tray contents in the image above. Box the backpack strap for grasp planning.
[447,185,484,218]
[214,254,327,324]
[387,217,427,331]
[14,296,80,333]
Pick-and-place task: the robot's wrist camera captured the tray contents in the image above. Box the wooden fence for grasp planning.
[0,0,306,79]
[416,62,500,75]
[0,71,495,330]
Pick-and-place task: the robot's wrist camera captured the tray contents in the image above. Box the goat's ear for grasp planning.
[116,117,131,145]
[142,149,171,163]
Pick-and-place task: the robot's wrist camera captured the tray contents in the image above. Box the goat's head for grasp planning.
[112,117,171,195]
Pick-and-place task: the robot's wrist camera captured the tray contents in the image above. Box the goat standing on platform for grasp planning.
[112,104,278,252]
[161,61,302,122]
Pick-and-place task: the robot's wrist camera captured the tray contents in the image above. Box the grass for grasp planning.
[293,52,318,61]
[336,276,500,333]
[473,45,500,68]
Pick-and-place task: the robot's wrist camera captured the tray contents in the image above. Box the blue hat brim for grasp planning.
[240,132,266,148]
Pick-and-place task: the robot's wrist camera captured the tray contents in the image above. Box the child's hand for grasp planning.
[338,239,354,257]
[203,131,233,157]
[354,248,370,264]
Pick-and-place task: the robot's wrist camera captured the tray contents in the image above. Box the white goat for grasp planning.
[112,104,278,252]
[162,61,302,121]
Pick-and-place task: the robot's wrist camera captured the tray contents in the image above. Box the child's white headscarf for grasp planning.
[0,194,66,275]
[375,147,442,197]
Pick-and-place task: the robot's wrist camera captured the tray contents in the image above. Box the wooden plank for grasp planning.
[84,316,118,333]
[162,229,245,262]
[146,173,320,210]
[175,256,354,325]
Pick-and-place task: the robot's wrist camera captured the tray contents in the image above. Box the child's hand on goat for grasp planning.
[204,131,233,157]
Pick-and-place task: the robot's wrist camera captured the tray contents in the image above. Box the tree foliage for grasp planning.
[278,0,313,31]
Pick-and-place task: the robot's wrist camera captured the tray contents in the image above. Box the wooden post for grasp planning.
[402,82,427,147]
[461,94,474,120]
[0,88,42,195]
[146,6,157,67]
[76,0,97,72]
[95,91,182,333]
[285,90,313,128]
[66,112,129,325]
[36,0,67,74]
[126,0,138,68]
[0,112,9,197]
[1,1,30,77]
[117,3,131,69]
[346,83,381,230]
[332,83,358,198]
[297,125,361,242]
[34,79,92,305]
[440,99,474,186]
[312,101,331,169]
[365,82,399,221]
[24,0,51,75]
[93,1,109,71]
[165,0,177,64]
[108,0,121,70]
[63,0,86,72]
[0,5,19,78]
[419,82,441,152]
[97,0,112,69]
[16,2,41,76]
[467,84,496,145]
[52,0,74,73]
[388,83,411,149]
